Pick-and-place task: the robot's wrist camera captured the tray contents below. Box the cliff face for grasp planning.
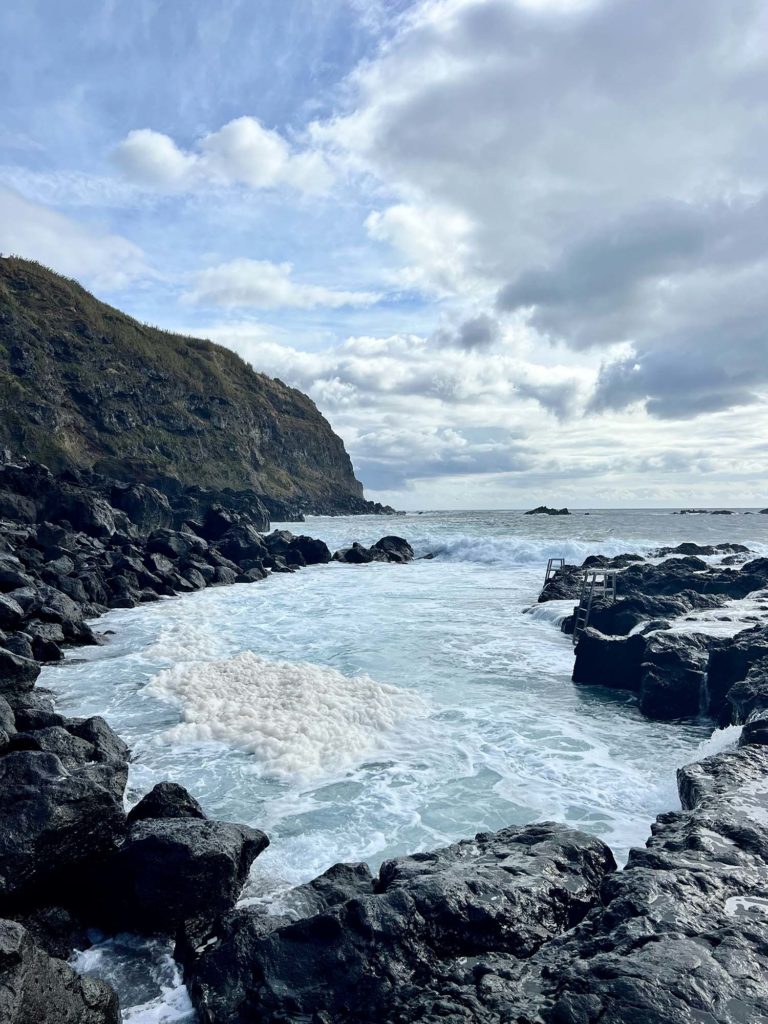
[0,258,373,514]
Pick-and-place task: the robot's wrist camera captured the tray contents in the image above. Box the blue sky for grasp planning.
[2,0,767,508]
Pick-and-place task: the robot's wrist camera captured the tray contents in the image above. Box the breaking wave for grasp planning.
[145,652,429,779]
[415,534,650,567]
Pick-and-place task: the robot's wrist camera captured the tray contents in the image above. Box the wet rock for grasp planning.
[127,782,206,825]
[214,524,267,564]
[186,823,614,1024]
[572,628,646,691]
[708,625,768,725]
[97,817,268,934]
[0,750,126,908]
[0,647,40,696]
[5,690,64,730]
[372,535,414,563]
[0,593,25,630]
[728,656,768,725]
[0,555,34,592]
[333,541,377,564]
[0,918,119,1024]
[639,631,715,720]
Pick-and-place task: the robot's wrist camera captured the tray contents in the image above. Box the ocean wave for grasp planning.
[144,652,429,779]
[414,534,650,567]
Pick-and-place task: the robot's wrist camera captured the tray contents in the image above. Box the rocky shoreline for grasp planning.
[2,471,768,1022]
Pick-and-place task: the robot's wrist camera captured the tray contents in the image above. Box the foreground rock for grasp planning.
[0,918,119,1023]
[499,742,768,1023]
[184,822,614,1023]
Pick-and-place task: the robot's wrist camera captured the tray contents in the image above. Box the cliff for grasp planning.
[0,257,382,515]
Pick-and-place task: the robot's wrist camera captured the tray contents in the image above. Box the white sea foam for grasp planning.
[695,724,743,759]
[145,652,429,778]
[523,600,575,627]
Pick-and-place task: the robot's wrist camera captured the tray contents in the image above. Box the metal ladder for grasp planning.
[572,569,618,645]
[544,557,566,586]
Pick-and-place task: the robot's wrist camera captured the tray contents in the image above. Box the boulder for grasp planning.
[728,656,768,724]
[0,647,40,696]
[572,628,646,691]
[0,594,25,630]
[332,542,377,564]
[638,631,715,720]
[525,506,570,515]
[0,750,126,907]
[214,524,267,564]
[0,918,119,1024]
[109,482,172,533]
[96,817,268,934]
[186,823,614,1024]
[127,781,206,825]
[372,535,414,563]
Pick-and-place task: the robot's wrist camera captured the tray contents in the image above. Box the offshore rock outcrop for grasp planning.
[0,256,395,516]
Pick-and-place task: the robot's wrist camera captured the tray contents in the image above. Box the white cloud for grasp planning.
[113,116,334,195]
[183,258,381,309]
[0,187,148,290]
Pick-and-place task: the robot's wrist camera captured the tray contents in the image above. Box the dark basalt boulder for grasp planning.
[0,750,126,908]
[0,555,34,593]
[109,482,172,533]
[214,524,267,564]
[95,817,268,934]
[0,594,24,630]
[572,628,646,691]
[638,631,715,720]
[728,656,768,724]
[0,918,119,1024]
[263,530,332,566]
[0,647,40,696]
[708,625,768,725]
[372,535,414,563]
[127,781,206,825]
[332,541,376,564]
[5,690,65,730]
[333,537,414,565]
[43,488,116,539]
[186,823,614,1024]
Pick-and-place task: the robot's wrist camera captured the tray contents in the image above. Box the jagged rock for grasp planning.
[263,530,332,566]
[109,482,172,533]
[0,918,119,1024]
[0,594,24,630]
[12,905,91,962]
[214,524,267,564]
[572,628,646,691]
[186,823,614,1024]
[638,631,715,719]
[95,817,268,934]
[0,555,33,592]
[728,656,768,724]
[708,625,768,724]
[0,490,37,523]
[5,690,64,730]
[0,750,126,907]
[127,782,206,825]
[525,505,570,515]
[0,647,40,696]
[43,489,116,539]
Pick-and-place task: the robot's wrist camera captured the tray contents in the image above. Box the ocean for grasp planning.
[44,508,768,1022]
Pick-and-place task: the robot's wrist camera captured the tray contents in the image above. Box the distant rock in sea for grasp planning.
[524,505,571,516]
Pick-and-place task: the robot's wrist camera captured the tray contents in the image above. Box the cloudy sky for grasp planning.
[1,0,767,508]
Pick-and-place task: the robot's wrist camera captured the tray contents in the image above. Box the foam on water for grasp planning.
[145,652,429,778]
[414,533,653,566]
[71,935,194,1023]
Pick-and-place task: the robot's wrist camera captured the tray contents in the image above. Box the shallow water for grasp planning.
[42,508,768,1019]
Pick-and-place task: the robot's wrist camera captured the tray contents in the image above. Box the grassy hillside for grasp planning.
[0,257,365,508]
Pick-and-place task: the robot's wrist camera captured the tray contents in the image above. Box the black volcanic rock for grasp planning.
[95,817,268,934]
[0,918,119,1024]
[525,505,570,515]
[0,750,126,908]
[127,782,206,825]
[185,823,614,1024]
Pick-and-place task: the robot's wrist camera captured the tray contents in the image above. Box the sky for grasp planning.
[1,0,767,509]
